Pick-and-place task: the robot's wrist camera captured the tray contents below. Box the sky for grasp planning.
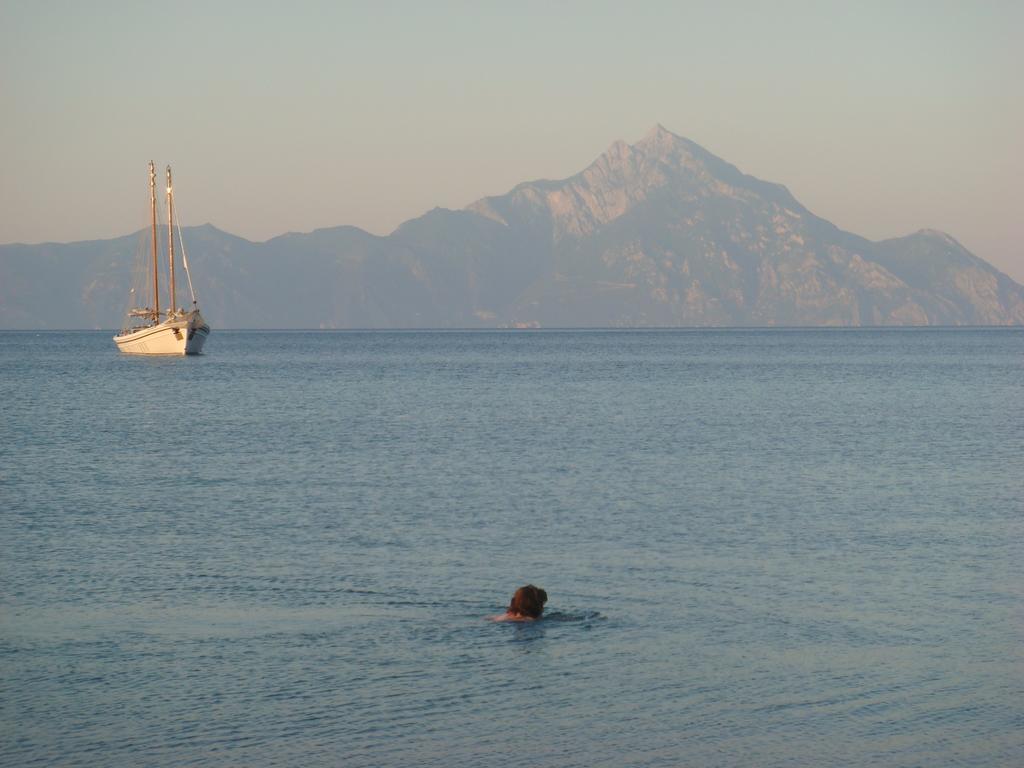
[1,0,1021,281]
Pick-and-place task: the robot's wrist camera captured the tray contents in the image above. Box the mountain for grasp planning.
[3,125,1023,328]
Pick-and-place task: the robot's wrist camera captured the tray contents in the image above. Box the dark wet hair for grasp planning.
[508,585,548,618]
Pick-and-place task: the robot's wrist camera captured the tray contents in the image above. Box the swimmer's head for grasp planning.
[508,584,547,619]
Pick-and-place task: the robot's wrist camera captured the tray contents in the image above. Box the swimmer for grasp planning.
[492,584,548,621]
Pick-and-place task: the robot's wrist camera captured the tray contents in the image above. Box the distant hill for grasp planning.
[3,125,1023,328]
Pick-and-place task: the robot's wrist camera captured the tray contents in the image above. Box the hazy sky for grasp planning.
[2,1,1021,281]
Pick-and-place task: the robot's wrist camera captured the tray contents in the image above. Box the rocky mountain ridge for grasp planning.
[2,125,1022,328]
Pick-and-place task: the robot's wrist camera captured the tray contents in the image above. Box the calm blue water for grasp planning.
[1,329,1022,767]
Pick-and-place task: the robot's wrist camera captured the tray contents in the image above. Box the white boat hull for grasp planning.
[114,311,210,355]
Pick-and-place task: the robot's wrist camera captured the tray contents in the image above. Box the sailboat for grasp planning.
[113,161,210,355]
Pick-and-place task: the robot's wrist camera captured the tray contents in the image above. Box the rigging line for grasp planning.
[172,203,199,305]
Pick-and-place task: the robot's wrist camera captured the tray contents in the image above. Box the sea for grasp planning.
[1,328,1022,767]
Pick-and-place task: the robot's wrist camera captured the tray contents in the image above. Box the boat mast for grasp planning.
[149,161,159,322]
[166,165,177,314]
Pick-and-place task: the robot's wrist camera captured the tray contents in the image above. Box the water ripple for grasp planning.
[2,329,1023,767]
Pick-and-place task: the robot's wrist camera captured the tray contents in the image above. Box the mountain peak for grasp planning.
[642,123,674,140]
[636,123,684,153]
[470,124,770,235]
[915,228,961,246]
